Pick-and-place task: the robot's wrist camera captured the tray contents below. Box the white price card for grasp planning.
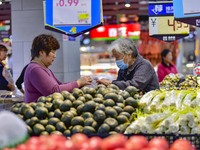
[53,0,91,26]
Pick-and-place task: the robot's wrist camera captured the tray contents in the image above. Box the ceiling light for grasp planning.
[139,0,148,4]
[125,0,131,8]
[125,3,130,7]
[0,1,2,5]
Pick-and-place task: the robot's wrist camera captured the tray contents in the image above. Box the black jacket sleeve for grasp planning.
[0,64,9,90]
[15,65,28,89]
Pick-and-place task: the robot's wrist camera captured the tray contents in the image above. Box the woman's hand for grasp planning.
[77,76,92,87]
[97,79,112,86]
[7,83,15,91]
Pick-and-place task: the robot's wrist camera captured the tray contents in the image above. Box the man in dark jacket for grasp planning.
[98,38,159,92]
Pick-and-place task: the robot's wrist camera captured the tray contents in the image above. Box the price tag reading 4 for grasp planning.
[149,16,189,35]
[53,0,91,26]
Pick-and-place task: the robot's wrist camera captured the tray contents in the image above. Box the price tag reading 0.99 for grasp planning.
[53,0,91,26]
[56,0,79,7]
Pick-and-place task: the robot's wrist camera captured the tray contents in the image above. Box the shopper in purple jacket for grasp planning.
[24,34,92,103]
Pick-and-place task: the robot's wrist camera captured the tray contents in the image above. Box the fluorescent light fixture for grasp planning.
[80,46,87,52]
[125,3,131,7]
[186,63,194,68]
[125,0,131,7]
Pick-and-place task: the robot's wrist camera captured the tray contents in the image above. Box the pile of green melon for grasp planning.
[11,84,141,136]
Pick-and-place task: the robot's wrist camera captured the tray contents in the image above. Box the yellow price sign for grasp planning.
[149,16,189,35]
[78,13,89,20]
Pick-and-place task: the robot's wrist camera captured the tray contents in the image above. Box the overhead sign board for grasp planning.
[173,0,200,27]
[149,16,189,41]
[148,3,173,16]
[175,17,200,27]
[53,0,91,26]
[149,1,189,42]
[149,16,189,35]
[173,0,200,18]
[90,24,141,41]
[45,0,103,37]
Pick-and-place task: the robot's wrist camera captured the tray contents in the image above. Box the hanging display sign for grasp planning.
[90,24,141,41]
[173,0,200,18]
[148,3,173,16]
[175,17,200,27]
[148,1,189,42]
[0,21,10,40]
[53,0,91,26]
[149,16,189,41]
[173,0,200,27]
[45,0,103,37]
[149,16,189,35]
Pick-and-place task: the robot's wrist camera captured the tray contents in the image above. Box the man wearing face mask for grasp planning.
[97,38,159,92]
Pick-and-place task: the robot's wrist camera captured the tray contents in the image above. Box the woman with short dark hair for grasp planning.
[24,34,92,103]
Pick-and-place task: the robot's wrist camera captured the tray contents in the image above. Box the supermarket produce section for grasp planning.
[1,74,200,149]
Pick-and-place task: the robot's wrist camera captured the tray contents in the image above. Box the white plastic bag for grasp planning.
[0,111,28,149]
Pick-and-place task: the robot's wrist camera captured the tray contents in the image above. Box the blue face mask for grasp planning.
[116,59,128,70]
